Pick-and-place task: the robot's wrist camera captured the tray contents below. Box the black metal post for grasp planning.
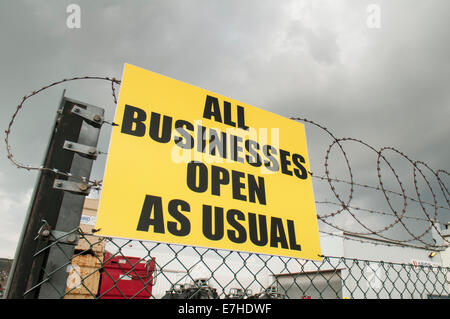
[5,92,104,298]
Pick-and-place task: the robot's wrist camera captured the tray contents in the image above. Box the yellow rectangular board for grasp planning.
[95,63,321,260]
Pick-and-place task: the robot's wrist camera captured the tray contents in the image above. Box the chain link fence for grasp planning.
[23,226,449,300]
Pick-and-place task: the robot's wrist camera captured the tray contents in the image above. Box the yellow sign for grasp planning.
[96,63,321,260]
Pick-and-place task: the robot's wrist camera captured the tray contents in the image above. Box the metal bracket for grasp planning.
[49,230,79,245]
[63,140,98,159]
[71,105,103,126]
[34,220,52,241]
[53,179,90,195]
[35,225,78,246]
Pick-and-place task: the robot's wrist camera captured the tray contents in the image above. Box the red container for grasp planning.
[99,253,156,299]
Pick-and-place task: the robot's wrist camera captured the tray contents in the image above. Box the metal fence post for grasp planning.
[4,92,104,298]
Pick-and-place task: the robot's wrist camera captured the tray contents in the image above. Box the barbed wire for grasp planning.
[291,117,449,249]
[315,200,448,225]
[3,76,448,251]
[311,174,449,211]
[4,76,120,188]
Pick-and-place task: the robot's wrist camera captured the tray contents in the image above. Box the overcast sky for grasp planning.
[0,0,448,258]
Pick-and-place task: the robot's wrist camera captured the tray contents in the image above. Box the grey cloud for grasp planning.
[0,0,448,257]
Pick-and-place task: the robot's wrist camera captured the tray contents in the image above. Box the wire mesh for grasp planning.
[28,229,450,299]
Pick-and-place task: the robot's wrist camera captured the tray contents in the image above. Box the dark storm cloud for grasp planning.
[0,0,448,256]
